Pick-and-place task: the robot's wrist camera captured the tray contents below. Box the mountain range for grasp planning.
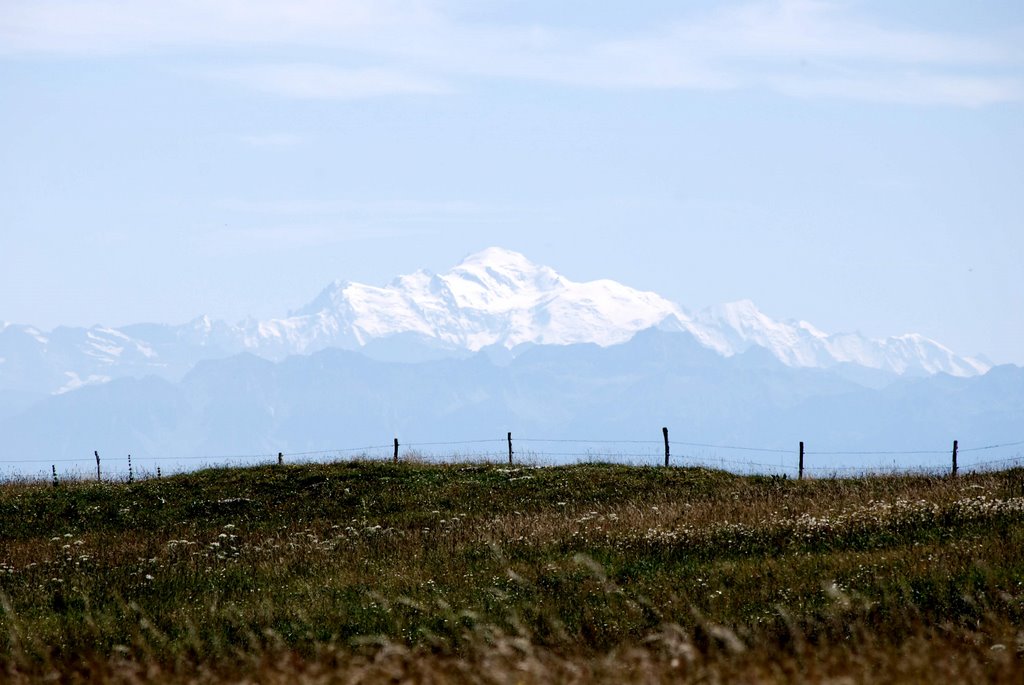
[2,328,1020,473]
[1,248,1017,473]
[0,248,989,402]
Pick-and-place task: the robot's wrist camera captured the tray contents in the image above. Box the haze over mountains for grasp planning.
[0,248,989,398]
[1,248,1018,472]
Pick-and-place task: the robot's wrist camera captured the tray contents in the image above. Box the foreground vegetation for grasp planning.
[1,460,1023,682]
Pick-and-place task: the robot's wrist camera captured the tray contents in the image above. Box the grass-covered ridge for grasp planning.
[2,461,1023,683]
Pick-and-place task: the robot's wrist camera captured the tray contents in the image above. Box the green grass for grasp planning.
[1,461,1023,682]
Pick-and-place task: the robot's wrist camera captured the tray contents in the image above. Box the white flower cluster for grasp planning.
[636,495,1024,549]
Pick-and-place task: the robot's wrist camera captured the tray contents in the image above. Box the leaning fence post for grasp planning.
[95,450,101,483]
[799,441,804,480]
[952,439,958,478]
[507,432,513,464]
[663,427,670,467]
[394,438,399,464]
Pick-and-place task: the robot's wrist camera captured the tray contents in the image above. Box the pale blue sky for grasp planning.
[2,1,1022,362]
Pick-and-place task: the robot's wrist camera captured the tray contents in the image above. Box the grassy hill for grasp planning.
[1,460,1023,682]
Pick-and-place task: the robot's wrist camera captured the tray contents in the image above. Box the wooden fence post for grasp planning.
[394,438,399,464]
[663,427,670,467]
[157,466,162,480]
[95,450,101,483]
[507,432,513,464]
[799,441,804,480]
[128,454,133,484]
[278,452,283,466]
[952,439,958,478]
[52,465,58,488]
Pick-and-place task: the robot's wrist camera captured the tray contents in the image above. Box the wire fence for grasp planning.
[1,431,1022,484]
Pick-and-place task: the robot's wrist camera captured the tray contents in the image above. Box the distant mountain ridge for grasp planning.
[3,329,1020,468]
[0,248,988,402]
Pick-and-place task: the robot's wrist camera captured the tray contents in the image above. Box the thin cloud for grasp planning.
[210,64,450,100]
[673,0,1018,65]
[1,0,1020,106]
[769,71,1024,107]
[238,133,305,148]
[197,223,442,255]
[0,0,434,54]
[215,198,526,225]
[219,198,491,215]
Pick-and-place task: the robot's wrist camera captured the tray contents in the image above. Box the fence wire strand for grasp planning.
[3,434,1022,478]
[517,438,662,445]
[805,449,950,456]
[960,439,1024,452]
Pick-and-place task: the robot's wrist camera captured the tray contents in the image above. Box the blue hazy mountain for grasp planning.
[2,328,1019,475]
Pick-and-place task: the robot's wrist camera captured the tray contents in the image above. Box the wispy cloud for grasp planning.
[211,64,449,100]
[2,0,1021,106]
[769,72,1024,107]
[196,223,441,255]
[215,198,525,225]
[670,0,1016,65]
[238,132,305,148]
[219,198,485,214]
[0,1,433,54]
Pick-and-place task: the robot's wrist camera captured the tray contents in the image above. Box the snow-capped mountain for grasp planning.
[274,247,688,352]
[237,247,986,376]
[689,300,988,377]
[0,247,989,403]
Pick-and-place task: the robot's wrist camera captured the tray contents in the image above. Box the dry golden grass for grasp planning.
[1,461,1022,682]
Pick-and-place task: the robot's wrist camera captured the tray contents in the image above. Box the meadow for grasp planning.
[1,460,1023,683]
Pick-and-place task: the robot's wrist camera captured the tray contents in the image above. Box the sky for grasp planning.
[1,0,1022,363]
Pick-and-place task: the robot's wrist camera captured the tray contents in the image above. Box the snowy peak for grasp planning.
[443,248,566,312]
[690,299,989,377]
[291,279,354,318]
[274,248,686,352]
[699,299,793,344]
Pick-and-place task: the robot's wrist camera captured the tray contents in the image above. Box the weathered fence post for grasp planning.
[952,439,958,478]
[394,438,399,464]
[52,465,58,488]
[157,466,162,480]
[507,432,513,465]
[95,450,101,483]
[663,427,670,467]
[799,441,805,480]
[128,454,133,484]
[278,451,283,466]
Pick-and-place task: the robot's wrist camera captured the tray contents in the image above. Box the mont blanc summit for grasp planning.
[281,247,687,351]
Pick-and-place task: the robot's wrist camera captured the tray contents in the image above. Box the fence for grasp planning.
[2,429,1023,484]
